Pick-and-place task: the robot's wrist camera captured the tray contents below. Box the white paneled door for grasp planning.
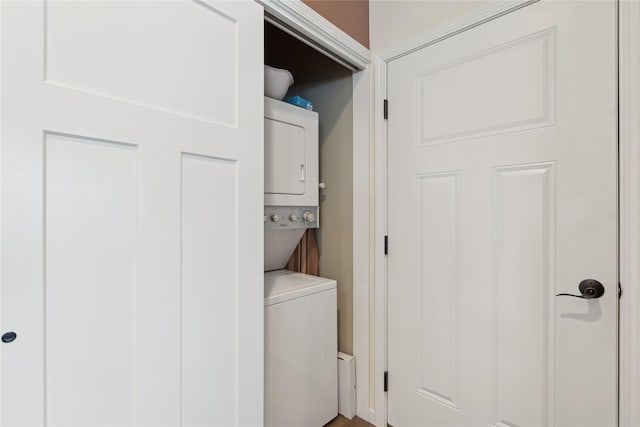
[1,1,263,426]
[387,2,617,426]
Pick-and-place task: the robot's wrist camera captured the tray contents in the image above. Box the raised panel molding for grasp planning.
[181,153,238,426]
[416,173,460,408]
[414,164,555,426]
[494,163,555,427]
[417,28,555,146]
[45,0,238,126]
[45,132,138,425]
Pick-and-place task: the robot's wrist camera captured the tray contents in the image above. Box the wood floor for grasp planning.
[324,415,375,427]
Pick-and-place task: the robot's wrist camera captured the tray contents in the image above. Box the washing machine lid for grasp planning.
[264,269,336,306]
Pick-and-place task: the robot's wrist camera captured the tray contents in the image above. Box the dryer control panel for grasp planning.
[264,206,318,230]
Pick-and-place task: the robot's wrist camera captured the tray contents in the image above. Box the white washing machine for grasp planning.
[264,269,337,427]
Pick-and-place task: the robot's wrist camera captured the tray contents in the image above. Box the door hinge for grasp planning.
[384,99,388,120]
[384,371,388,392]
[619,282,623,299]
[384,235,388,255]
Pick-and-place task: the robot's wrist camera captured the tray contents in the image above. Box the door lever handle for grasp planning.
[1,331,17,343]
[556,279,605,299]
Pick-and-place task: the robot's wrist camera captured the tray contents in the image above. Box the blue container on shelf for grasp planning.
[284,95,314,111]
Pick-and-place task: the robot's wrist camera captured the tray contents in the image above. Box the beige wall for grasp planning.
[370,0,490,52]
[299,78,354,355]
[303,0,370,48]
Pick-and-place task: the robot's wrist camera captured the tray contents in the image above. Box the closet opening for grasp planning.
[264,20,355,356]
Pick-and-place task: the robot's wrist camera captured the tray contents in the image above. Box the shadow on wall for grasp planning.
[294,74,353,257]
[264,22,353,143]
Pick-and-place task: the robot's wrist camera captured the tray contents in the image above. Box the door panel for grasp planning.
[417,28,554,145]
[45,0,239,126]
[46,134,138,426]
[416,173,458,405]
[181,154,238,427]
[495,164,555,427]
[1,1,263,425]
[387,2,617,426]
[264,119,306,195]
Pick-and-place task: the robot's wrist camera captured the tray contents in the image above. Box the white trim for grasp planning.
[619,1,640,426]
[378,0,537,62]
[352,65,372,423]
[257,0,370,70]
[372,53,387,427]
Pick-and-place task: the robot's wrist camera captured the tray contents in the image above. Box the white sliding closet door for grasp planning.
[0,1,263,426]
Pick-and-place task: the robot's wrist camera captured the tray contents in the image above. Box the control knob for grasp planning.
[289,214,298,222]
[270,214,279,222]
[302,210,315,223]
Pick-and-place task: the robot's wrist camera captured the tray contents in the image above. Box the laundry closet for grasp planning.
[262,20,357,426]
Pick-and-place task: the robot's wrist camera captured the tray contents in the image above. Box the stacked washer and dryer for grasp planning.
[263,97,338,427]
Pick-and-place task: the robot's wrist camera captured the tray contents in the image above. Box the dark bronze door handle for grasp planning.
[556,279,605,299]
[1,331,17,343]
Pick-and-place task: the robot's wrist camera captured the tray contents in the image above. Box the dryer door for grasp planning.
[265,118,306,196]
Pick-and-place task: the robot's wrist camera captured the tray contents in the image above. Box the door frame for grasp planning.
[618,1,640,426]
[257,0,369,71]
[373,1,637,426]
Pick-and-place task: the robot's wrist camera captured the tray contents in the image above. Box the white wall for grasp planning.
[370,0,490,52]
